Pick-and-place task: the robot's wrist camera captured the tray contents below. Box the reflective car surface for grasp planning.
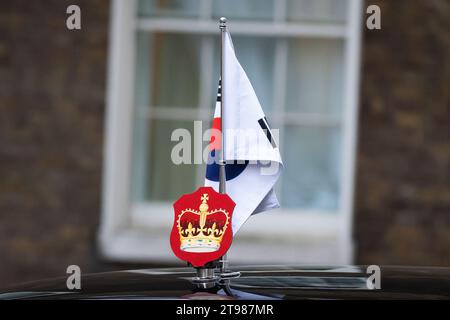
[1,265,450,300]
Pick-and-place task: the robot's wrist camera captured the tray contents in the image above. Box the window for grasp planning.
[99,0,362,264]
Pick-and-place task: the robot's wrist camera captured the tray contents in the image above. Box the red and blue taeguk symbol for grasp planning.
[205,117,248,182]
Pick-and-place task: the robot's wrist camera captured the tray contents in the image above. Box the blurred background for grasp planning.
[0,0,448,288]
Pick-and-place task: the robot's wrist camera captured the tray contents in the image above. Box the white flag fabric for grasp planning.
[205,31,283,234]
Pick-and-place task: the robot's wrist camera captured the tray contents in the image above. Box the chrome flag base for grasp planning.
[191,267,241,290]
[191,254,241,290]
[192,267,219,289]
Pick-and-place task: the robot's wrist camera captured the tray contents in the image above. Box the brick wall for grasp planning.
[355,0,450,265]
[0,0,110,287]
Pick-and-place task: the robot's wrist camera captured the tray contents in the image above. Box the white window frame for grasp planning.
[99,0,363,265]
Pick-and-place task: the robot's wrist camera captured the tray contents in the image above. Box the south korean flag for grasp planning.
[205,30,283,234]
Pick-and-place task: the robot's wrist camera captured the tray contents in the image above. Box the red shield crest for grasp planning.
[170,186,235,267]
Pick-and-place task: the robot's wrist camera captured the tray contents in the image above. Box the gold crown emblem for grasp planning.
[177,193,230,253]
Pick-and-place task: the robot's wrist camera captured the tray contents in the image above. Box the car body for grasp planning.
[1,265,449,300]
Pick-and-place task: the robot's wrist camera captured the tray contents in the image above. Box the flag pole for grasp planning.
[218,18,240,286]
[192,17,235,291]
[218,17,228,275]
[219,17,227,196]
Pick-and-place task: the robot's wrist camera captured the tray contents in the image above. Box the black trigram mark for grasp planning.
[216,79,222,102]
[258,117,277,148]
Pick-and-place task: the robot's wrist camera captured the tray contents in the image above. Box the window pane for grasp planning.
[282,126,341,210]
[211,36,275,112]
[131,9,348,211]
[146,33,201,108]
[286,0,347,23]
[138,0,201,18]
[213,0,274,21]
[131,33,152,202]
[286,39,344,116]
[147,119,197,201]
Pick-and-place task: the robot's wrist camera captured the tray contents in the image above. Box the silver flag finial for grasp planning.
[219,17,227,29]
